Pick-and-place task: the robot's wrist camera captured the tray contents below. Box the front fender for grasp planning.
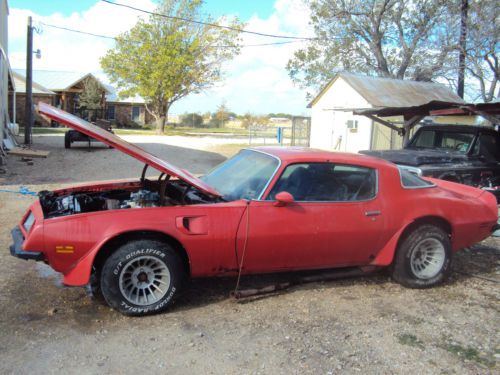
[62,228,180,286]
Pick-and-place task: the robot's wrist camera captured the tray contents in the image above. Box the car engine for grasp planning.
[38,179,217,219]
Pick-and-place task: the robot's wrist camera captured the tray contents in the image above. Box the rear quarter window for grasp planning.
[398,167,435,189]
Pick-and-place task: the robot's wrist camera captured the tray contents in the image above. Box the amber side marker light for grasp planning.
[55,246,74,253]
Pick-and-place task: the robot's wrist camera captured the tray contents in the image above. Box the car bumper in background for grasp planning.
[9,226,45,261]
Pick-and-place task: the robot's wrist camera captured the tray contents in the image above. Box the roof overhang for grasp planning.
[353,100,464,120]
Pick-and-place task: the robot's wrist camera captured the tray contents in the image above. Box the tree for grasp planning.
[180,112,204,127]
[287,0,456,96]
[101,0,242,133]
[79,76,103,110]
[463,0,499,102]
[211,101,230,128]
[240,112,269,129]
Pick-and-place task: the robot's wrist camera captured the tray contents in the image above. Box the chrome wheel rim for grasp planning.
[410,238,446,279]
[119,255,171,306]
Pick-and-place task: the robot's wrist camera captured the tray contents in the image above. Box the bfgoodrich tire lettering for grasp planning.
[392,225,452,288]
[100,239,185,316]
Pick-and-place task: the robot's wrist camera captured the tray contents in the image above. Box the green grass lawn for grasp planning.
[27,126,252,137]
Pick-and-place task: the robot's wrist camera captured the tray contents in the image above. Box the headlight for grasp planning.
[23,212,35,233]
[397,165,423,176]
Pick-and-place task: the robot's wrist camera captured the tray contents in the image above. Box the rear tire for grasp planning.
[392,225,452,288]
[100,239,185,316]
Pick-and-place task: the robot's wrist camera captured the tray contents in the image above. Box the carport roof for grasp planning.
[354,100,500,120]
[307,72,464,108]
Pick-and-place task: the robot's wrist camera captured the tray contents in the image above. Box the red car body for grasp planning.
[10,104,499,315]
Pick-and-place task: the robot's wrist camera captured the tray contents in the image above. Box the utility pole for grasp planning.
[457,0,468,99]
[24,16,33,145]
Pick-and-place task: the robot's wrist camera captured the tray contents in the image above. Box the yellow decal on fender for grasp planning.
[55,245,74,253]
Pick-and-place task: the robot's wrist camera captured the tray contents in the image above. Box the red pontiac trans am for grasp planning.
[10,103,499,316]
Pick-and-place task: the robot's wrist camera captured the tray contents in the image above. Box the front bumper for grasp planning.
[9,226,45,261]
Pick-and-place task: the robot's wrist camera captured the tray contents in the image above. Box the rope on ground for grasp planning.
[0,186,38,196]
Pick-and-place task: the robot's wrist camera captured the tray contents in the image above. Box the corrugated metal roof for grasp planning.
[308,72,464,108]
[12,71,55,95]
[13,69,110,93]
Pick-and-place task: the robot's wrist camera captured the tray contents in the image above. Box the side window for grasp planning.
[398,167,434,188]
[473,134,500,162]
[414,130,436,147]
[268,163,376,202]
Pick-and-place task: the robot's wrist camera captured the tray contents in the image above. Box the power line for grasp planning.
[39,22,116,40]
[100,0,318,41]
[38,22,307,48]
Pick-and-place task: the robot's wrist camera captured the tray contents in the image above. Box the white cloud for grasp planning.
[8,0,312,115]
[8,0,155,72]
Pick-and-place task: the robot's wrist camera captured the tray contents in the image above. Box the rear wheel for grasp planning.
[392,225,452,288]
[100,239,185,316]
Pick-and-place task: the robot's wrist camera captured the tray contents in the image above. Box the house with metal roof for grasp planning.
[308,72,464,152]
[11,70,152,127]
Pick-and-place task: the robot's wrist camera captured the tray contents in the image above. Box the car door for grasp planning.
[236,162,386,273]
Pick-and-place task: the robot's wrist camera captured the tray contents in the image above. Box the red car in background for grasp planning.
[9,103,499,316]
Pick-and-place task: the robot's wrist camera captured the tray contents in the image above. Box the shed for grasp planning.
[308,72,464,152]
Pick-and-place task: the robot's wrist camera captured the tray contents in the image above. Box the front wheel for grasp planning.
[392,225,452,288]
[100,239,185,316]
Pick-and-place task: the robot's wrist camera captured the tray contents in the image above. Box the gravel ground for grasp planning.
[0,135,499,374]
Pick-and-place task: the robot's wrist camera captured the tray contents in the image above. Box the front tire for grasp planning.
[100,239,185,316]
[392,225,452,288]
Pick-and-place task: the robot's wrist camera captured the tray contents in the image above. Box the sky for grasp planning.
[7,0,313,116]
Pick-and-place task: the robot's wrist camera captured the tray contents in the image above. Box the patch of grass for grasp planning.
[113,128,157,135]
[28,127,67,135]
[397,333,425,349]
[441,342,496,368]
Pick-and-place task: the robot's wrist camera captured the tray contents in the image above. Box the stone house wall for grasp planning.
[10,93,54,126]
[107,102,154,127]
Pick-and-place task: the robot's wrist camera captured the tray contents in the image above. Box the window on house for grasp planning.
[132,106,141,122]
[346,120,358,129]
[107,105,115,120]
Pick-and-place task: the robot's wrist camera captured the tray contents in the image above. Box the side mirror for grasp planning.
[274,191,295,207]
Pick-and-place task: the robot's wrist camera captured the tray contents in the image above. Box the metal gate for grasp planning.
[291,116,311,147]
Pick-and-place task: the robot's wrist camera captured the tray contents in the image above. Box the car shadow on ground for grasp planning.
[174,241,500,312]
[450,242,500,283]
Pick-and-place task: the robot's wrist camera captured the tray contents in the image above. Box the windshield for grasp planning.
[409,129,475,153]
[201,150,279,201]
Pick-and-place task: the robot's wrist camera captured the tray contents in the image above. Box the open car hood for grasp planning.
[38,103,221,197]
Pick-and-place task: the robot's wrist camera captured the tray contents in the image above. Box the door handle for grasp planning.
[365,210,382,217]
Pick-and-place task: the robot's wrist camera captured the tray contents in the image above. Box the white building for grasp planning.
[1,0,16,161]
[308,72,463,152]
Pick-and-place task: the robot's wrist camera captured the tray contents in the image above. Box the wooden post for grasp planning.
[402,115,425,146]
[24,16,33,145]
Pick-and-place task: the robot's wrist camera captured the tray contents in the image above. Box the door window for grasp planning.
[268,163,376,201]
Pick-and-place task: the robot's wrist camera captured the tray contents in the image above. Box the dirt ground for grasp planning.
[0,135,499,374]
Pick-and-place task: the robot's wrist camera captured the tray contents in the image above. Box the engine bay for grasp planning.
[39,178,217,219]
